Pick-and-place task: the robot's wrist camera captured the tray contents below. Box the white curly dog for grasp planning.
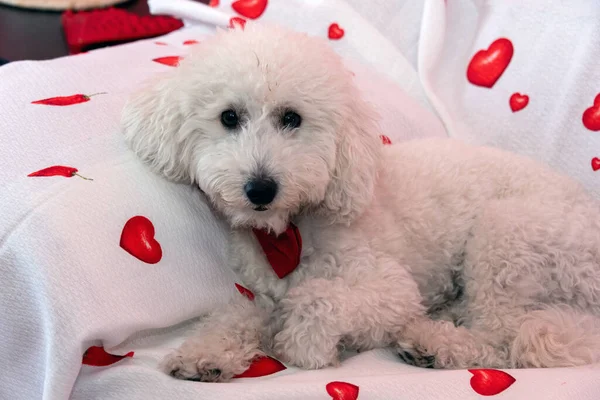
[122,24,600,382]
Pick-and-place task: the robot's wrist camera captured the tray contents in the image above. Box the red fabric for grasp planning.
[252,224,302,279]
[61,8,183,54]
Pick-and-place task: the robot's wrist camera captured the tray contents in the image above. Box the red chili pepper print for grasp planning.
[28,165,93,180]
[153,56,183,67]
[32,92,106,106]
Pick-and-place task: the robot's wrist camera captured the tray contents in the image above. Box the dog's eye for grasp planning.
[281,111,302,130]
[221,109,239,129]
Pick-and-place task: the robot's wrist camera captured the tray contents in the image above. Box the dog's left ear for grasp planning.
[319,94,381,224]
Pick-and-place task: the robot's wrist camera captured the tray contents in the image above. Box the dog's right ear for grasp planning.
[121,70,197,183]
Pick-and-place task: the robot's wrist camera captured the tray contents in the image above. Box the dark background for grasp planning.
[0,0,206,62]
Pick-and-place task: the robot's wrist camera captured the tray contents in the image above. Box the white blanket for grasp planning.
[418,0,600,198]
[1,1,600,399]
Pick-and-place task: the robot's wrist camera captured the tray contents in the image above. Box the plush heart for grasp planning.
[509,93,529,112]
[469,369,516,396]
[467,38,514,88]
[82,346,134,367]
[326,381,359,400]
[592,157,600,172]
[232,0,267,19]
[120,216,163,264]
[209,0,219,6]
[235,283,255,301]
[583,94,600,131]
[234,356,286,378]
[328,23,345,40]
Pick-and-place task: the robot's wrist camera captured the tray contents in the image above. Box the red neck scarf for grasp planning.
[252,223,302,279]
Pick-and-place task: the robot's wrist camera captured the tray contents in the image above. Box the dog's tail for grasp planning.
[510,305,600,368]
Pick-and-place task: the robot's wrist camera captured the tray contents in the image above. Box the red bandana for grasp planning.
[252,224,302,279]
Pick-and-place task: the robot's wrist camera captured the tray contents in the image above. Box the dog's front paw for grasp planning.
[272,326,340,369]
[161,350,226,382]
[160,338,263,382]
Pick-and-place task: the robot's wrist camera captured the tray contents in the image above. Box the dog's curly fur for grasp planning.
[122,24,600,381]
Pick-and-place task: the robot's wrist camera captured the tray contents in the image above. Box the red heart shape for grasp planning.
[82,346,134,366]
[583,94,600,131]
[183,40,199,45]
[153,56,182,67]
[592,157,600,171]
[380,135,392,145]
[209,0,219,6]
[509,92,529,112]
[232,0,267,19]
[469,369,516,396]
[120,216,163,264]
[328,23,345,40]
[326,381,359,400]
[235,283,255,301]
[467,38,514,88]
[229,17,247,29]
[234,356,286,378]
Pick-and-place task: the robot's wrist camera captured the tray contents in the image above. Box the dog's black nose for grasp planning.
[244,178,278,206]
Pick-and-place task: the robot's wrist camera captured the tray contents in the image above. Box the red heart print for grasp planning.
[328,23,344,40]
[467,38,514,88]
[229,17,247,29]
[326,381,359,400]
[509,93,529,112]
[235,283,255,301]
[469,369,516,396]
[155,41,168,45]
[583,94,600,131]
[120,216,163,264]
[82,346,134,366]
[380,135,392,145]
[209,0,219,6]
[234,356,286,378]
[592,157,600,171]
[153,56,182,67]
[232,0,267,19]
[183,40,199,45]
